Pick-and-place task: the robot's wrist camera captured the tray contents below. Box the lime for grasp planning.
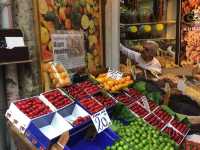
[129,26,138,33]
[123,145,129,150]
[119,141,124,146]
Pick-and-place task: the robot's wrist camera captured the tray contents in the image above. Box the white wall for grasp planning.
[105,0,120,69]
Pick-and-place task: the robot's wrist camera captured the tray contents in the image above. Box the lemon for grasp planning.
[156,24,164,32]
[143,25,152,33]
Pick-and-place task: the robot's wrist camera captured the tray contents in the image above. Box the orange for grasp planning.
[107,80,114,87]
[125,76,131,81]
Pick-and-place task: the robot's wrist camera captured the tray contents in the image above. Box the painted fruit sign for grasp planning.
[181,0,200,65]
[37,0,103,72]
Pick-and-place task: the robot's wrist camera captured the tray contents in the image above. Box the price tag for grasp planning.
[91,109,112,133]
[141,96,150,112]
[107,68,123,80]
[52,32,85,70]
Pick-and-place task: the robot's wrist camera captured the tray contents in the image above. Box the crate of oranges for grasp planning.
[94,73,134,93]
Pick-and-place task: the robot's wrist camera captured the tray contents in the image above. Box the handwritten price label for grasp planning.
[107,68,123,80]
[91,109,111,133]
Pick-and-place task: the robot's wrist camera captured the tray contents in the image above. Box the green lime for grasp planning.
[123,145,129,150]
[119,141,124,146]
[117,147,123,150]
[129,26,138,33]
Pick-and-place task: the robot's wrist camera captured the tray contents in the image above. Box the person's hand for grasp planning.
[50,132,69,150]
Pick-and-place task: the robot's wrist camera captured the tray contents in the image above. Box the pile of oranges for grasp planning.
[96,73,134,92]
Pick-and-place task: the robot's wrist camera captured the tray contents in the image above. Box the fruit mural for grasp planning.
[37,0,103,73]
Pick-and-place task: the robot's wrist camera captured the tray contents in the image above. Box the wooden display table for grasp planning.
[7,121,69,150]
[7,122,36,150]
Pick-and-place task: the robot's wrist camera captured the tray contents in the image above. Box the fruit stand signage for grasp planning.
[107,68,123,80]
[91,109,111,133]
[52,32,85,70]
[33,0,103,69]
[181,0,200,65]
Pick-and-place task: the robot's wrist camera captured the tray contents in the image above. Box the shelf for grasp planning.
[120,20,176,26]
[0,60,32,66]
[122,38,176,41]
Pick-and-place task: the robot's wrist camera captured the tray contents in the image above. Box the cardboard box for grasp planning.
[25,113,72,150]
[58,103,91,134]
[58,103,90,126]
[40,89,74,111]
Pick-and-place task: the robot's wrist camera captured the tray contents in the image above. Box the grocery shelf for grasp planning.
[120,20,176,26]
[123,37,176,41]
[0,59,32,66]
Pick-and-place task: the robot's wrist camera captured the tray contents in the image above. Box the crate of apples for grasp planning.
[96,73,133,93]
[79,97,104,114]
[15,97,52,119]
[42,89,73,109]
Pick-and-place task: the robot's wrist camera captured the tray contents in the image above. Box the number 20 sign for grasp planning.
[91,109,112,133]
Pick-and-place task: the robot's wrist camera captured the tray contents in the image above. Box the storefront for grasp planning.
[1,0,200,150]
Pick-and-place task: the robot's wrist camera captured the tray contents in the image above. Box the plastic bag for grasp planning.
[47,62,71,88]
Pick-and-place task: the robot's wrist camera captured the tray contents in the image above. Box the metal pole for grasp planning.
[1,0,19,150]
[0,66,7,150]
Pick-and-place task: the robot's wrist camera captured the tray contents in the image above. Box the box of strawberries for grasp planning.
[5,96,53,134]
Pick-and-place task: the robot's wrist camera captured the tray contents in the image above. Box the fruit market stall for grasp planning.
[6,69,200,150]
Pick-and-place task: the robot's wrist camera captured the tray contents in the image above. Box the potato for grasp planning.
[60,72,68,79]
[48,67,57,73]
[55,64,65,73]
[52,79,58,86]
[49,73,58,79]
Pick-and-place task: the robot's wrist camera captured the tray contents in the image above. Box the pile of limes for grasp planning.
[107,119,178,150]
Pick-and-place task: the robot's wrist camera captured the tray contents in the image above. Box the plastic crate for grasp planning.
[67,128,119,150]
